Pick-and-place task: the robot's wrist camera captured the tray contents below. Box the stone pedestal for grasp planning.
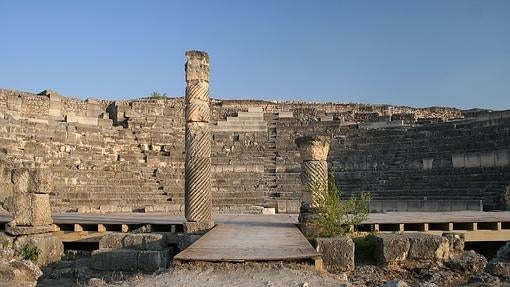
[184,51,213,233]
[295,135,330,235]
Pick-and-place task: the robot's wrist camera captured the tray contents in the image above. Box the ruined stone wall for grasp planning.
[0,88,507,213]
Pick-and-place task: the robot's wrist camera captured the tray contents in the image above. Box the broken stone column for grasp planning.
[295,135,330,235]
[183,51,213,233]
[5,167,64,266]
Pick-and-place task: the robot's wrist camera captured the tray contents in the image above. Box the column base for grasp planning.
[298,211,322,238]
[183,221,215,234]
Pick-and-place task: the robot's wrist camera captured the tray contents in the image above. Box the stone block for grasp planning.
[286,200,301,214]
[452,153,465,168]
[89,249,138,271]
[315,236,355,272]
[177,234,202,251]
[142,233,166,251]
[422,158,433,170]
[465,153,481,168]
[480,152,496,167]
[11,168,29,194]
[12,193,31,226]
[123,234,144,249]
[262,208,275,215]
[0,162,11,184]
[65,115,98,126]
[247,107,263,113]
[13,233,64,266]
[28,169,52,194]
[373,234,410,265]
[406,233,449,260]
[137,250,161,272]
[30,194,52,226]
[277,200,287,213]
[159,247,174,268]
[99,233,125,249]
[495,150,509,167]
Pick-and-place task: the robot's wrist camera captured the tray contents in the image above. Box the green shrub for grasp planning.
[21,244,41,261]
[313,173,371,238]
[149,91,167,100]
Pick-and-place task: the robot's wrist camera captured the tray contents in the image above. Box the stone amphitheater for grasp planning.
[0,85,509,215]
[1,51,510,287]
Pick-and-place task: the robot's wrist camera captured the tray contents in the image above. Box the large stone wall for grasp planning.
[0,88,508,213]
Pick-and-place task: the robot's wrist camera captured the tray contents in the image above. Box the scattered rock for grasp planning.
[486,241,510,278]
[446,250,487,274]
[442,233,465,254]
[486,260,510,278]
[467,272,501,287]
[87,277,107,287]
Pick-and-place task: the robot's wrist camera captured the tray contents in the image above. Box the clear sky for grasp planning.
[1,1,509,109]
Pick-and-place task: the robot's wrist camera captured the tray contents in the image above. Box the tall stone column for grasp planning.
[295,135,330,235]
[184,51,214,233]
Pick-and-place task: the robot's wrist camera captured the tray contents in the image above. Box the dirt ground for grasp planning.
[37,259,510,287]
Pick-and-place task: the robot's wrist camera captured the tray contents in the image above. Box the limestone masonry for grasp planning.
[0,87,509,214]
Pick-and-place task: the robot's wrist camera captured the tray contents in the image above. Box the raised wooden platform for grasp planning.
[2,211,510,242]
[174,221,320,262]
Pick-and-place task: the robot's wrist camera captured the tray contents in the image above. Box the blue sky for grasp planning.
[1,1,509,109]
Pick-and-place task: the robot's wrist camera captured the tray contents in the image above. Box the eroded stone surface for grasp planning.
[13,233,64,266]
[315,236,355,272]
[373,234,410,265]
[295,135,331,161]
[407,233,450,260]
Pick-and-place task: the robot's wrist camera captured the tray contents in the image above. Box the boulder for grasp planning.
[0,259,42,287]
[494,241,510,261]
[446,250,487,274]
[373,234,410,265]
[406,233,449,260]
[315,236,355,272]
[486,241,510,278]
[486,261,510,278]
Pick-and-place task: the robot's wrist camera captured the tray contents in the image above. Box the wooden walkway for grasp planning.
[174,221,320,262]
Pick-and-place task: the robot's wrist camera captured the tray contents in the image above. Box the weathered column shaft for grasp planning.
[295,135,331,209]
[184,51,213,226]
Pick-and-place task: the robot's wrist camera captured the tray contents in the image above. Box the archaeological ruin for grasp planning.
[0,79,508,215]
[0,50,510,286]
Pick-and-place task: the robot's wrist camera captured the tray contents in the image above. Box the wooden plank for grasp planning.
[174,223,319,262]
